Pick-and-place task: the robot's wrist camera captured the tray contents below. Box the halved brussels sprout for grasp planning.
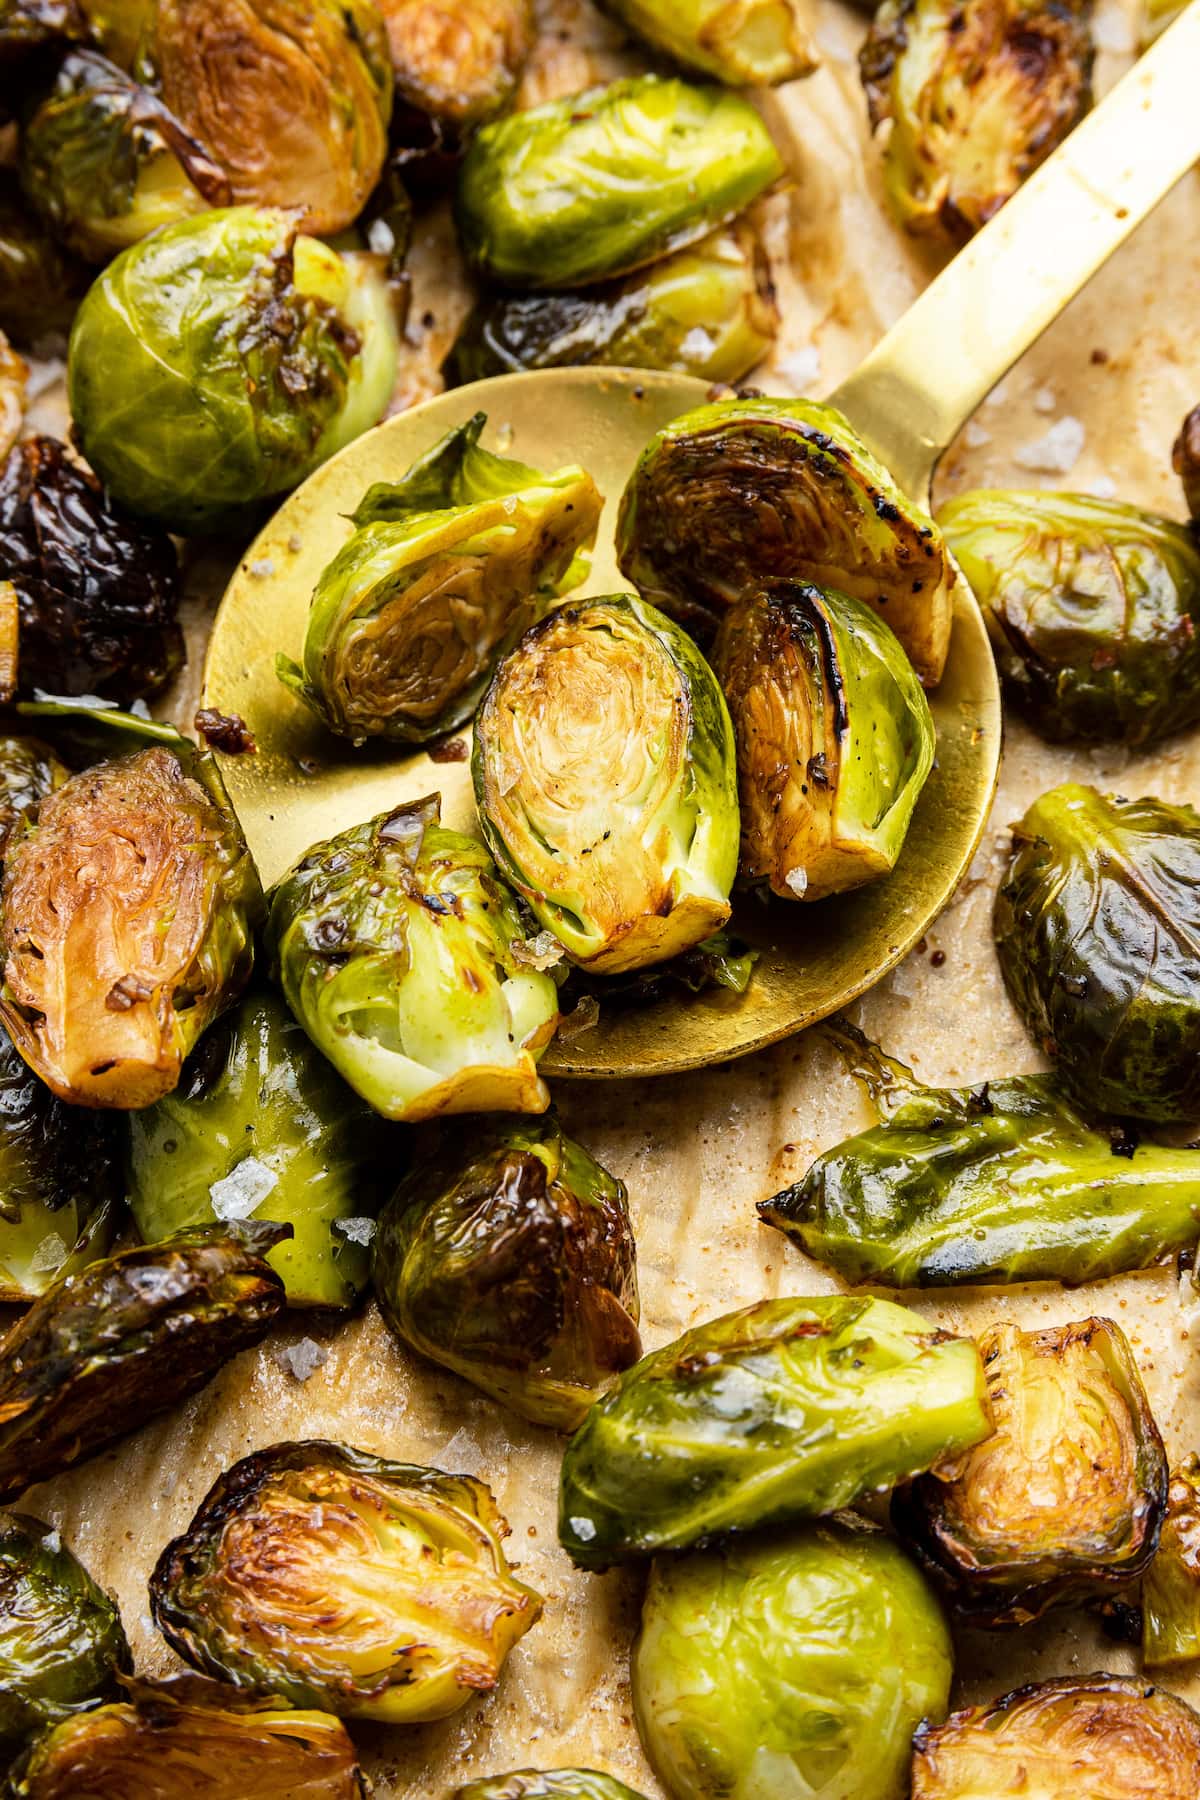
[860,0,1095,240]
[0,1222,286,1500]
[600,0,817,84]
[633,1521,952,1800]
[474,593,738,974]
[1174,404,1200,520]
[1142,1457,1200,1669]
[995,784,1200,1123]
[151,1439,543,1723]
[456,1775,648,1800]
[455,75,784,289]
[373,1115,641,1428]
[558,1293,990,1567]
[379,0,533,131]
[713,581,935,900]
[0,176,89,347]
[67,207,400,534]
[277,413,603,745]
[266,793,558,1121]
[616,396,955,683]
[447,222,778,388]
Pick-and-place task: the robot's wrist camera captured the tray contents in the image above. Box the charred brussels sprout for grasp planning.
[151,1439,543,1722]
[67,207,400,534]
[860,0,1094,240]
[600,0,816,83]
[266,794,558,1121]
[995,784,1200,1123]
[1142,1457,1200,1669]
[373,1115,641,1428]
[616,396,955,683]
[558,1293,990,1566]
[474,594,738,974]
[456,76,783,290]
[277,412,602,745]
[633,1521,952,1800]
[456,1776,648,1800]
[0,177,88,347]
[379,0,533,131]
[713,582,934,900]
[1174,404,1200,521]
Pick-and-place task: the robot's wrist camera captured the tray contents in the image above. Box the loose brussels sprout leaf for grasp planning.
[447,222,778,388]
[995,783,1200,1123]
[474,593,739,974]
[633,1521,952,1800]
[0,735,66,860]
[151,1439,543,1723]
[379,0,534,131]
[1174,404,1200,520]
[938,489,1200,745]
[0,1512,130,1747]
[0,744,261,1108]
[713,581,935,901]
[0,175,88,347]
[859,0,1094,240]
[278,413,603,745]
[600,0,817,85]
[266,793,558,1122]
[1143,1457,1200,1669]
[558,1293,990,1566]
[910,1673,1200,1798]
[373,1115,641,1428]
[0,1222,287,1500]
[455,75,784,289]
[127,986,402,1309]
[615,396,955,683]
[67,207,400,534]
[456,1774,648,1800]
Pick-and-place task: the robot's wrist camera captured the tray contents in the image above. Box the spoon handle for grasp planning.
[830,2,1200,501]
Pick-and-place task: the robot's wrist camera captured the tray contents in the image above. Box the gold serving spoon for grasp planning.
[204,3,1200,1080]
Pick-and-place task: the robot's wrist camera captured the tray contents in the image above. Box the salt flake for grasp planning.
[511,930,564,972]
[209,1156,277,1222]
[772,345,822,394]
[1033,385,1058,415]
[1013,416,1086,475]
[784,867,809,899]
[1088,474,1118,500]
[963,422,992,448]
[30,1232,68,1274]
[42,1530,61,1553]
[334,1216,377,1247]
[278,1338,328,1382]
[248,558,275,579]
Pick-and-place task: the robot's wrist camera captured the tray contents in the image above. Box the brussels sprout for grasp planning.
[151,1438,543,1722]
[616,396,955,683]
[456,1775,648,1800]
[600,0,816,85]
[67,207,401,534]
[266,793,558,1122]
[994,784,1200,1123]
[859,0,1094,241]
[474,594,738,974]
[0,736,65,860]
[1174,404,1200,520]
[560,930,757,1015]
[0,1512,130,1748]
[379,0,533,131]
[0,1222,286,1500]
[558,1293,990,1567]
[0,335,23,464]
[633,1521,952,1800]
[910,1673,1200,1797]
[456,75,784,290]
[447,222,778,388]
[1142,1457,1200,1669]
[277,413,603,746]
[712,581,935,901]
[0,176,88,347]
[373,1115,641,1428]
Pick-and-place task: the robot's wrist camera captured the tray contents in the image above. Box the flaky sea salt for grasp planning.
[248,558,275,579]
[1033,385,1058,415]
[772,345,822,394]
[30,1233,68,1274]
[1014,417,1086,475]
[784,867,809,899]
[1089,474,1118,500]
[278,1338,328,1382]
[511,930,564,972]
[334,1216,377,1247]
[210,1156,277,1222]
[42,1530,61,1553]
[963,422,992,448]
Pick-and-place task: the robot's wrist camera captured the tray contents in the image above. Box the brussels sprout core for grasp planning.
[602,0,817,85]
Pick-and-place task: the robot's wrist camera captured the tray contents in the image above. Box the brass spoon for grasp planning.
[204,5,1200,1079]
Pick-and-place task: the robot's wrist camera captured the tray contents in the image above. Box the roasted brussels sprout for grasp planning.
[601,0,816,84]
[616,396,955,683]
[456,76,783,290]
[277,413,602,746]
[447,222,778,388]
[379,0,533,131]
[474,594,738,974]
[67,207,400,534]
[995,784,1200,1123]
[558,1293,990,1567]
[0,335,23,465]
[713,581,934,900]
[373,1115,641,1428]
[151,1439,543,1722]
[456,1775,648,1800]
[910,1673,1200,1797]
[860,0,1095,240]
[1174,404,1200,520]
[0,735,65,860]
[266,793,558,1121]
[0,176,88,347]
[633,1521,952,1800]
[1142,1457,1200,1669]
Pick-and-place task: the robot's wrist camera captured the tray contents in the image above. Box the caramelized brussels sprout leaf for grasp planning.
[600,0,817,84]
[1143,1457,1200,1669]
[456,1775,648,1800]
[1174,404,1200,521]
[379,0,533,130]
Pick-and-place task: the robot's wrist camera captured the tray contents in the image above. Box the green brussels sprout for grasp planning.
[615,396,955,683]
[378,0,534,131]
[150,1439,543,1723]
[712,581,935,901]
[1143,1456,1200,1669]
[558,1293,990,1567]
[447,222,778,388]
[0,1222,287,1501]
[67,207,401,534]
[599,0,816,84]
[994,784,1200,1123]
[1174,404,1200,520]
[456,1775,648,1800]
[859,0,1094,241]
[277,412,603,746]
[373,1115,641,1428]
[455,75,784,290]
[0,1513,130,1748]
[266,793,558,1122]
[473,593,739,974]
[633,1521,952,1800]
[0,176,88,347]
[937,489,1200,745]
